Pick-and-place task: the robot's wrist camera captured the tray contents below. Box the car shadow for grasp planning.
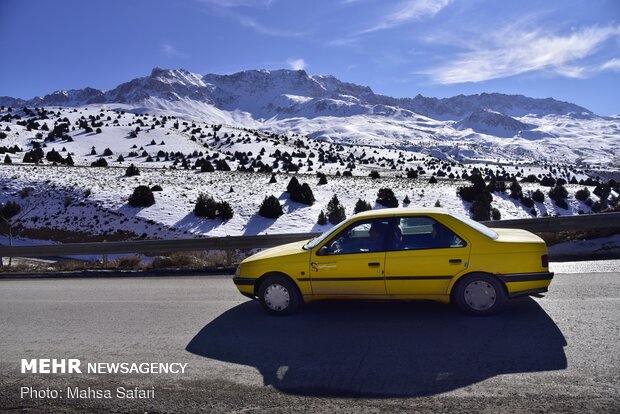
[186,298,567,398]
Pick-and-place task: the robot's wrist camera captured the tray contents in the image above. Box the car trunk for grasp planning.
[493,228,546,248]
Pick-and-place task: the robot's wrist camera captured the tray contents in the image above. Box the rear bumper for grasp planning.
[508,287,548,298]
[497,272,554,298]
[497,272,554,283]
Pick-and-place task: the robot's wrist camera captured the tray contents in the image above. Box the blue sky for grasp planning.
[1,0,619,114]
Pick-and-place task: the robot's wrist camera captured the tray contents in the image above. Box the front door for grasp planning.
[310,218,391,295]
[385,216,471,295]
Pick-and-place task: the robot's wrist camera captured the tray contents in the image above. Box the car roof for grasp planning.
[352,207,450,219]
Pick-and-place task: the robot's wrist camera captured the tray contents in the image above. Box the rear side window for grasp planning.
[393,217,466,250]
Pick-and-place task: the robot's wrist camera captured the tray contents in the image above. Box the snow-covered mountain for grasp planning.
[1,67,616,167]
[454,109,534,138]
[0,67,592,121]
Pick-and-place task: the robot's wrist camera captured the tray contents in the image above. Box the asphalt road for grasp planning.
[0,271,618,413]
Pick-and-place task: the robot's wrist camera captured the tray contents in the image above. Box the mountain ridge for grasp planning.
[0,67,593,121]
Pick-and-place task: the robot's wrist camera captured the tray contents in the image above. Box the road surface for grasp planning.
[0,269,618,413]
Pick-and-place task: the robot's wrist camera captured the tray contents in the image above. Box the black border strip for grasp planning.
[497,272,554,283]
[386,275,453,281]
[509,287,548,298]
[305,277,385,282]
[299,275,453,282]
[233,277,256,286]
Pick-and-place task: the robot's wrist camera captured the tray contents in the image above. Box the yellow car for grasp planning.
[233,208,553,315]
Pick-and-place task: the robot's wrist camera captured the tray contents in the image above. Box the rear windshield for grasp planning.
[451,213,499,240]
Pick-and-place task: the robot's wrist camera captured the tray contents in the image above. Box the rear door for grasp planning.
[385,216,470,295]
[310,218,391,295]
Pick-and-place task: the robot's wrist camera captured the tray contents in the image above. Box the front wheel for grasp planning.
[453,274,507,315]
[257,275,302,316]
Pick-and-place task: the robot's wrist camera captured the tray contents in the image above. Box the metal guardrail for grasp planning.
[0,212,619,258]
[481,212,620,233]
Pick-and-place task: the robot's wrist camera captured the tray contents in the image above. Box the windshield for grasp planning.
[303,219,350,250]
[452,213,498,240]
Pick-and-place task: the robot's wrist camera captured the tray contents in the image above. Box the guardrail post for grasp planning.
[102,240,108,268]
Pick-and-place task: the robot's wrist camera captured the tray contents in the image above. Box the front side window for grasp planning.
[392,216,466,250]
[318,218,391,255]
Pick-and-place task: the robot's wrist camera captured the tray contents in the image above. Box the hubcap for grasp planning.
[463,280,496,311]
[264,284,290,311]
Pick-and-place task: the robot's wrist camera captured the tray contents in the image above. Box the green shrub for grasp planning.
[575,187,590,201]
[125,163,140,177]
[353,199,372,214]
[532,189,545,203]
[259,195,284,218]
[376,188,398,208]
[326,195,345,224]
[128,185,155,207]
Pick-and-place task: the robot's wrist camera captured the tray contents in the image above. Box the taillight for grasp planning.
[541,254,549,268]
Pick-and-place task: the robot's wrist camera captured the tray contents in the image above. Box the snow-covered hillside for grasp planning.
[0,164,614,242]
[0,68,618,242]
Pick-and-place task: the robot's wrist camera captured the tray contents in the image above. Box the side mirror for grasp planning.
[317,246,330,256]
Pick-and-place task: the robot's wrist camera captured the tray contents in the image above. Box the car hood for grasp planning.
[242,240,310,263]
[493,228,545,244]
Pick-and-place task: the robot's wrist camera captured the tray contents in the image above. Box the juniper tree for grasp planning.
[194,193,218,219]
[326,195,346,224]
[259,195,284,219]
[286,176,301,194]
[128,185,155,207]
[125,164,140,177]
[218,201,234,220]
[532,189,545,203]
[376,188,398,208]
[91,158,108,167]
[353,199,372,214]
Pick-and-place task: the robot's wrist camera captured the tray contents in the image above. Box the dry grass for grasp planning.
[52,259,101,271]
[0,249,244,274]
[115,255,143,269]
[149,250,240,270]
[538,228,620,245]
[0,226,137,243]
[0,261,48,273]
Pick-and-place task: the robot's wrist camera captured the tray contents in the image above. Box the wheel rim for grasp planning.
[463,280,497,311]
[264,283,290,311]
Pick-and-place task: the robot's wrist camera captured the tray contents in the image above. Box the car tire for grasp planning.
[453,273,507,315]
[257,275,302,316]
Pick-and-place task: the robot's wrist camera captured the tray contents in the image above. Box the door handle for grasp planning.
[449,259,462,264]
[368,262,381,267]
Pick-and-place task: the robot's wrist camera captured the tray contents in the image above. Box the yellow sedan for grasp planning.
[233,208,553,316]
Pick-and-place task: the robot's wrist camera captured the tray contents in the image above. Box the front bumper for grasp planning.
[232,277,256,286]
[233,277,257,299]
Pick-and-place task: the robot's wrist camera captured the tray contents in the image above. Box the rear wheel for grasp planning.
[454,274,507,315]
[257,275,301,316]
